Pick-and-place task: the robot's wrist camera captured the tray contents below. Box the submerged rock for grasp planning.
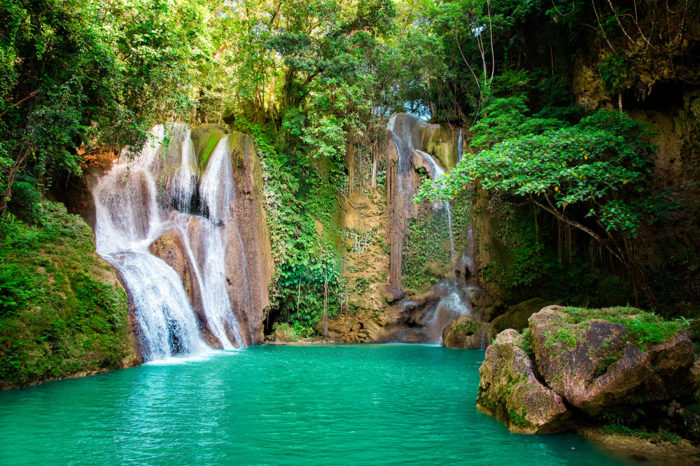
[477,330,571,433]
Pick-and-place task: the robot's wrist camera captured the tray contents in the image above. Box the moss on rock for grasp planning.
[477,329,571,433]
[190,124,228,168]
[0,201,139,388]
[442,315,487,348]
[478,305,696,435]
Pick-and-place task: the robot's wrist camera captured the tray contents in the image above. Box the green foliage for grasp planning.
[599,54,632,96]
[403,189,471,293]
[270,322,301,342]
[402,213,452,294]
[478,206,552,291]
[0,0,210,216]
[418,108,670,239]
[0,201,134,387]
[237,117,343,334]
[469,94,566,151]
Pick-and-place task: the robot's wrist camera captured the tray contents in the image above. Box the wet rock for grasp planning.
[465,286,491,310]
[190,124,228,168]
[381,285,405,304]
[149,228,223,349]
[477,329,571,434]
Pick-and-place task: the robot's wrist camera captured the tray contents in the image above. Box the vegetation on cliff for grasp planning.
[0,0,698,341]
[0,202,137,387]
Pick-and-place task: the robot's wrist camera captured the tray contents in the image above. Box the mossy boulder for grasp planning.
[478,305,695,434]
[442,315,487,349]
[529,306,694,415]
[477,329,571,433]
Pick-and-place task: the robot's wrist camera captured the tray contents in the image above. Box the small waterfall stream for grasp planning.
[457,128,463,163]
[386,114,475,345]
[93,125,253,361]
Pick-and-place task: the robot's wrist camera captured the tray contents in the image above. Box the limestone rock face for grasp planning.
[228,132,274,344]
[442,315,487,349]
[477,329,571,434]
[529,306,694,415]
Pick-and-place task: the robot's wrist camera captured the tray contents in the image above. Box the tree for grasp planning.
[0,0,210,216]
[417,105,677,305]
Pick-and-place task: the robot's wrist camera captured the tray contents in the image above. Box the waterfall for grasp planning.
[457,128,463,163]
[93,125,251,361]
[170,129,198,211]
[385,114,473,345]
[387,114,460,288]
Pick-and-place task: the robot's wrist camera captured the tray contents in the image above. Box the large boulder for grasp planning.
[478,306,696,433]
[477,330,571,433]
[529,306,694,415]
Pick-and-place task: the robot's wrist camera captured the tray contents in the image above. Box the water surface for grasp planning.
[0,345,625,465]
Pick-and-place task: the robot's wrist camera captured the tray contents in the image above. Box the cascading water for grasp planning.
[457,128,463,163]
[170,129,198,211]
[386,114,476,345]
[93,125,253,361]
[93,126,208,360]
[387,113,459,288]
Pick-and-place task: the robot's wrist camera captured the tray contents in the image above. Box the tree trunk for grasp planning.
[323,275,328,338]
